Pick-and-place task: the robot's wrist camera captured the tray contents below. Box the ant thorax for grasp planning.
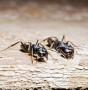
[32,44,48,57]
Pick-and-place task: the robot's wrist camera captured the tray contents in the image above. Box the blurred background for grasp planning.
[0,0,88,21]
[0,0,88,48]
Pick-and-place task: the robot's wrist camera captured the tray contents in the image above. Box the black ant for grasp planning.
[1,40,48,63]
[41,35,75,59]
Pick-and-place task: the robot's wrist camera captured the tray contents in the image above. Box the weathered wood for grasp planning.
[0,58,88,90]
[0,17,88,90]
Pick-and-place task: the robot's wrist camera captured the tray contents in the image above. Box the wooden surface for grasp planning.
[0,48,88,90]
[0,17,88,90]
[0,64,88,89]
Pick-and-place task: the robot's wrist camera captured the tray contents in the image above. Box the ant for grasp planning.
[1,40,48,63]
[41,35,75,59]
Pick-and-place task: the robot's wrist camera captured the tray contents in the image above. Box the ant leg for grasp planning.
[38,43,46,48]
[27,42,31,54]
[67,41,78,47]
[20,42,29,52]
[28,42,35,59]
[36,40,39,45]
[31,47,34,64]
[27,42,34,64]
[66,41,79,54]
[1,41,21,52]
[60,49,67,58]
[68,41,88,50]
[62,35,65,41]
[50,42,55,49]
[46,55,48,60]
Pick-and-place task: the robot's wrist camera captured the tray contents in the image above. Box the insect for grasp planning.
[1,40,48,63]
[41,35,74,59]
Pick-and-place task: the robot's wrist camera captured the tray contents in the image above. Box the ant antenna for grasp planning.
[0,41,20,52]
[62,35,65,41]
[36,40,39,45]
